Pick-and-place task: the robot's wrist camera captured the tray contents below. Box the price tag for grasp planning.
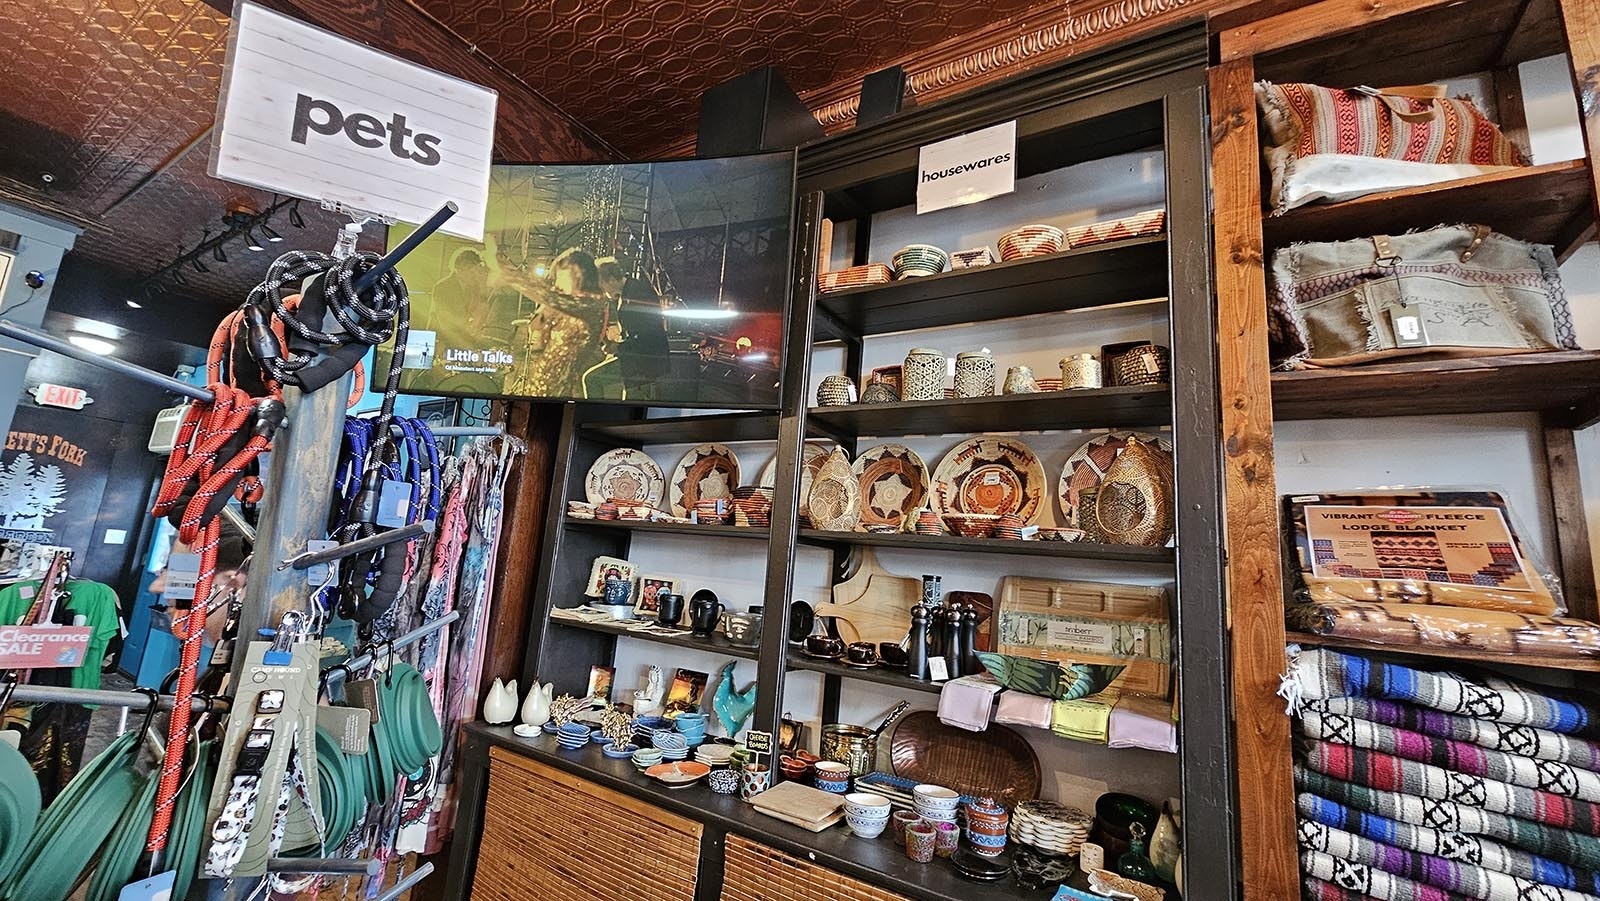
[163,553,201,602]
[344,678,381,724]
[317,705,371,755]
[1389,309,1430,347]
[928,657,950,682]
[376,480,412,528]
[981,471,1003,485]
[117,870,175,901]
[303,540,338,585]
[17,585,33,600]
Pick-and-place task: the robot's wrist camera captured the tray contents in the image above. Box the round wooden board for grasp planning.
[889,710,1040,810]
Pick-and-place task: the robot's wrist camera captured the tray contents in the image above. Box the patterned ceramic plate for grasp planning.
[585,448,666,507]
[758,442,833,519]
[931,437,1045,523]
[1057,431,1173,528]
[670,444,740,517]
[851,444,929,532]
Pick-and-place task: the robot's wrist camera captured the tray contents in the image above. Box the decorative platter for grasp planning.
[643,760,711,788]
[1058,431,1172,528]
[759,442,833,520]
[851,444,929,532]
[931,437,1045,522]
[889,711,1040,810]
[807,448,861,532]
[669,444,740,517]
[585,448,666,507]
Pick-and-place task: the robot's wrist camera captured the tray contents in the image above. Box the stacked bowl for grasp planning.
[891,244,949,278]
[653,730,690,761]
[844,792,893,839]
[730,487,773,529]
[813,761,851,793]
[631,747,664,770]
[998,225,1065,260]
[1010,799,1093,856]
[695,742,734,769]
[965,797,1011,857]
[556,723,590,750]
[913,784,962,826]
[674,712,708,747]
[633,715,673,749]
[708,769,741,794]
[994,512,1025,540]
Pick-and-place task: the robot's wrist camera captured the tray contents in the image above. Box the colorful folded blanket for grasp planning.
[1299,818,1600,901]
[1301,710,1600,802]
[1310,698,1600,774]
[1286,648,1600,736]
[1299,792,1600,893]
[1303,876,1387,901]
[1302,739,1600,834]
[1302,849,1462,901]
[1296,767,1600,872]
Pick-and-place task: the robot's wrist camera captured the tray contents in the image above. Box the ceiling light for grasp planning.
[67,334,116,355]
[662,308,739,320]
[260,223,283,243]
[212,245,228,264]
[245,229,265,252]
[288,200,306,229]
[125,299,143,309]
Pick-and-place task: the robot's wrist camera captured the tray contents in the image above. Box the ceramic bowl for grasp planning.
[844,792,893,818]
[913,784,962,812]
[916,807,959,825]
[602,742,639,758]
[645,761,711,789]
[847,812,890,839]
[877,643,909,669]
[708,769,740,794]
[943,513,1001,539]
[778,755,812,781]
[541,721,561,735]
[589,729,611,743]
[653,731,689,751]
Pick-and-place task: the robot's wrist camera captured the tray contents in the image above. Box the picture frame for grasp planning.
[586,665,616,704]
[585,556,636,598]
[664,668,709,716]
[633,574,682,616]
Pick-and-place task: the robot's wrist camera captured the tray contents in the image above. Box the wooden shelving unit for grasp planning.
[786,654,944,695]
[564,517,771,541]
[1210,0,1600,895]
[807,384,1170,438]
[796,528,1176,564]
[551,615,762,662]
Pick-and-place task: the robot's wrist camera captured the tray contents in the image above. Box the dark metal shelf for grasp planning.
[469,726,1044,901]
[581,411,780,445]
[814,235,1168,339]
[808,385,1170,438]
[551,614,761,661]
[786,654,943,695]
[798,528,1175,564]
[564,517,771,541]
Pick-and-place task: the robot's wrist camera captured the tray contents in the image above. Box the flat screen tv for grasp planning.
[388,152,796,408]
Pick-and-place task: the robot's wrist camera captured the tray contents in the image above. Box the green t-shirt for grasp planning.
[0,579,120,690]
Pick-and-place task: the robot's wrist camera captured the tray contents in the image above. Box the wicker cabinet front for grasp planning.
[721,834,911,901]
[476,748,703,900]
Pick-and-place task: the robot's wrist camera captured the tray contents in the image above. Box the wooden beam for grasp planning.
[1562,0,1600,234]
[1209,57,1300,900]
[1490,65,1533,161]
[275,0,613,162]
[1218,0,1445,59]
[1542,418,1599,622]
[481,400,560,687]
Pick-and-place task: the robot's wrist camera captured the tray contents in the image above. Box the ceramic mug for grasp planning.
[602,576,631,607]
[906,823,938,863]
[845,642,878,666]
[740,763,770,801]
[934,821,960,857]
[690,595,725,637]
[656,593,685,627]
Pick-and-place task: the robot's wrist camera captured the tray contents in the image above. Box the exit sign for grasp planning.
[29,383,91,410]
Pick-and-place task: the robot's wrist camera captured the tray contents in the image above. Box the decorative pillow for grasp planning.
[1256,81,1527,213]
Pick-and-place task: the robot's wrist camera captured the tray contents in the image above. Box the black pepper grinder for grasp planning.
[907,604,931,681]
[941,604,963,678]
[927,604,946,658]
[959,604,982,675]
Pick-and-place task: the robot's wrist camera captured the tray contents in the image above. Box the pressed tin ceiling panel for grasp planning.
[411,0,1058,157]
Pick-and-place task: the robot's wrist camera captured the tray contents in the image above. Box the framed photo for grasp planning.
[585,556,636,598]
[633,574,681,616]
[586,665,616,704]
[664,668,709,716]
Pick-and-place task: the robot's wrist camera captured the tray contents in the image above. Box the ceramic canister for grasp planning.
[1003,365,1040,395]
[1060,353,1102,390]
[902,348,946,402]
[954,350,996,398]
[817,374,858,406]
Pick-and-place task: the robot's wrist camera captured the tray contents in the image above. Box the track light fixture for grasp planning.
[260,223,283,243]
[288,199,306,229]
[213,245,228,264]
[245,229,265,252]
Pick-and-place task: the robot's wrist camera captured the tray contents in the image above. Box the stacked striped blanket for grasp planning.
[1285,648,1600,901]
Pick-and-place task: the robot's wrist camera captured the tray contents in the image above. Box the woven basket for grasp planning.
[1108,344,1170,387]
[722,834,912,901]
[477,748,702,900]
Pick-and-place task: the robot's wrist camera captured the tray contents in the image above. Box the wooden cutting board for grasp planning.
[815,548,917,645]
[749,780,844,829]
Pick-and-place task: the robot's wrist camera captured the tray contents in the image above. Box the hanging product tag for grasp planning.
[1389,308,1430,348]
[163,553,202,602]
[317,704,371,755]
[118,870,176,901]
[344,678,382,723]
[302,540,338,586]
[376,480,412,528]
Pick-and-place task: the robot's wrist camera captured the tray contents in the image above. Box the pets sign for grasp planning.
[210,1,495,239]
[916,120,1016,214]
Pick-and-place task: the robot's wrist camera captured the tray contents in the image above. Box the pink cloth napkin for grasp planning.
[994,690,1053,730]
[1108,695,1177,753]
[937,674,1001,732]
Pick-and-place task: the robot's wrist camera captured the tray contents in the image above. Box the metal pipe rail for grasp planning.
[9,683,230,712]
[0,320,214,402]
[266,857,380,875]
[279,520,434,571]
[375,863,434,901]
[353,202,457,293]
[401,425,503,437]
[321,610,460,686]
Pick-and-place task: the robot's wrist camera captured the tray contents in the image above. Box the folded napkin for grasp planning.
[938,674,1002,732]
[1052,698,1113,744]
[1109,695,1177,753]
[995,690,1053,730]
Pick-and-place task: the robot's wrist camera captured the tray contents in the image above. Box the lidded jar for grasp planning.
[902,348,947,402]
[954,349,996,398]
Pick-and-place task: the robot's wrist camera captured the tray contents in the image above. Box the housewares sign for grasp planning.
[916,120,1017,214]
[210,1,496,240]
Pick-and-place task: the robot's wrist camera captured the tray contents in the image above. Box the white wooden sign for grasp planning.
[916,120,1017,215]
[210,1,496,240]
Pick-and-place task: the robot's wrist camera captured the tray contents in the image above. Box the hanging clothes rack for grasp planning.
[279,520,434,571]
[320,610,461,686]
[7,684,230,712]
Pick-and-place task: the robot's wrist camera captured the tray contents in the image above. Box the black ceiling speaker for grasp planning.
[856,65,912,127]
[696,66,823,157]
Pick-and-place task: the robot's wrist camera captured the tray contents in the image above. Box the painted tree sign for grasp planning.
[0,407,107,555]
